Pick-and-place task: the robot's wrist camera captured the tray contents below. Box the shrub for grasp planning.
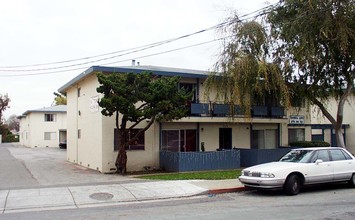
[289,141,330,148]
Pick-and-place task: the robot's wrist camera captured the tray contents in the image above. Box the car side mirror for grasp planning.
[315,159,323,164]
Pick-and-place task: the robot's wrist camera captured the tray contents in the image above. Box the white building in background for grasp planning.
[18,105,67,148]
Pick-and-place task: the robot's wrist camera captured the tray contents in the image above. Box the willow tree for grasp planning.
[268,0,355,148]
[53,92,67,105]
[204,18,290,116]
[97,71,192,174]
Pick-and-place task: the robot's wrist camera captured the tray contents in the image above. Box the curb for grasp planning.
[208,186,247,195]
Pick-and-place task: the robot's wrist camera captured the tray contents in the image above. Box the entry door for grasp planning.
[219,128,232,150]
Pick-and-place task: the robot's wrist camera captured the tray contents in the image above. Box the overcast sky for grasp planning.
[0,0,276,119]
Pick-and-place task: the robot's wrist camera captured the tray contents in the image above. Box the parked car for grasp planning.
[239,147,355,195]
[59,140,67,149]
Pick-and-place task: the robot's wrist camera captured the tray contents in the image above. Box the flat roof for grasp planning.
[58,65,210,94]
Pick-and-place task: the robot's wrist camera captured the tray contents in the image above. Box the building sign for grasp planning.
[90,96,99,113]
[290,115,304,124]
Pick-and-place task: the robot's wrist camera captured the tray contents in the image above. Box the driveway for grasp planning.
[0,143,140,190]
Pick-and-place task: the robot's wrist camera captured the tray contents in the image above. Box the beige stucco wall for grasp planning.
[285,106,312,144]
[101,114,161,173]
[66,73,104,171]
[19,116,29,146]
[18,111,66,148]
[65,72,161,173]
[311,97,355,154]
[199,122,251,151]
[66,86,78,163]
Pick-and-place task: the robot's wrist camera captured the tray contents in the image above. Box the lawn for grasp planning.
[135,169,241,180]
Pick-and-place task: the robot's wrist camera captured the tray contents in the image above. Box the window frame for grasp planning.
[114,128,145,151]
[44,132,56,141]
[44,114,56,122]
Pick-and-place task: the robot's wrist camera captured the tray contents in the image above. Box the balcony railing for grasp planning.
[189,103,285,118]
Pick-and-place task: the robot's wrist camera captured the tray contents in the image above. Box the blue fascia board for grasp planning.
[58,65,209,94]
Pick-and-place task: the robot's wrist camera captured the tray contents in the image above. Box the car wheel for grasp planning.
[284,174,301,195]
[348,174,355,187]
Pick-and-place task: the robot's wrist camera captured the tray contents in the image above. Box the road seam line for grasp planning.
[120,184,138,201]
[67,187,79,208]
[2,190,10,214]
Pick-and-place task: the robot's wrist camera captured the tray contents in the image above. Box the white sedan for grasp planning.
[239,147,355,195]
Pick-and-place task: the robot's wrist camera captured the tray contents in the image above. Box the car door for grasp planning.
[329,149,354,182]
[304,150,333,184]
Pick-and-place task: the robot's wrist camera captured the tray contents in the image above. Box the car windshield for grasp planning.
[279,150,314,163]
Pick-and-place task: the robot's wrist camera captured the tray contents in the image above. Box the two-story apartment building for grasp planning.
[58,65,312,173]
[18,105,67,148]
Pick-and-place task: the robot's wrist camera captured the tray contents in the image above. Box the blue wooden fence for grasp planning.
[160,150,241,172]
[238,148,293,167]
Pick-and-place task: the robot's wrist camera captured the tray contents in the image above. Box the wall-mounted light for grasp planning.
[201,127,204,132]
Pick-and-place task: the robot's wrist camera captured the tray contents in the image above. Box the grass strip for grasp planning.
[136,169,241,180]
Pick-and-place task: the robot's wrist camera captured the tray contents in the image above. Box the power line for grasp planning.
[1,1,326,78]
[0,2,278,71]
[0,38,226,77]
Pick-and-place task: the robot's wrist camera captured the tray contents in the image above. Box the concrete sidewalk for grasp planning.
[0,179,245,214]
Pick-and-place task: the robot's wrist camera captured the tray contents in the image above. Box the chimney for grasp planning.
[131,60,136,66]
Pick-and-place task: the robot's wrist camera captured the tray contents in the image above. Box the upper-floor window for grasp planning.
[179,83,197,103]
[44,114,56,122]
[77,88,81,97]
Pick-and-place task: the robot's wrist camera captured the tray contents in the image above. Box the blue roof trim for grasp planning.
[58,65,210,94]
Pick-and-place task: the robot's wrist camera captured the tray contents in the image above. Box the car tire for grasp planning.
[284,174,301,195]
[348,174,355,187]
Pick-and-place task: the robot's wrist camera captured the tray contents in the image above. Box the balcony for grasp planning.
[189,103,285,118]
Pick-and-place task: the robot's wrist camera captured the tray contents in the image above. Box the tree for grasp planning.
[6,114,20,132]
[53,92,67,105]
[268,0,355,148]
[0,94,10,142]
[97,71,193,174]
[0,94,10,125]
[204,17,290,116]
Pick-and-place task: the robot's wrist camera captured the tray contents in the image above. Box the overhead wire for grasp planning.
[0,2,279,77]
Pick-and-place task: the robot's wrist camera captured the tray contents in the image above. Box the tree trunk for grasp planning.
[116,148,127,175]
[334,127,345,148]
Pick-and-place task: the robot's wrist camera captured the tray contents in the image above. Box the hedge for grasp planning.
[289,141,330,147]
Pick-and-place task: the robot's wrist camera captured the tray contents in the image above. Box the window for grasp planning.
[288,128,305,143]
[77,88,81,97]
[252,129,277,149]
[78,129,81,139]
[161,129,197,152]
[114,129,145,151]
[312,150,330,162]
[44,114,56,122]
[329,149,348,161]
[44,132,56,140]
[179,83,197,103]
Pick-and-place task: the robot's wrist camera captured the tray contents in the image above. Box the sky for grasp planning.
[0,0,276,119]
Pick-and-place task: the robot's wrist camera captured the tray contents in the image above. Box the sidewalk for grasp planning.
[0,179,245,214]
